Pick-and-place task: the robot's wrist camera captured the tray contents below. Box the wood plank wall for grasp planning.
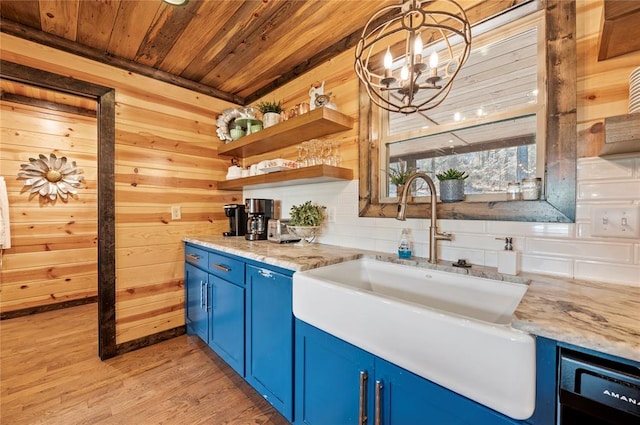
[0,33,241,344]
[1,101,98,311]
[0,0,637,344]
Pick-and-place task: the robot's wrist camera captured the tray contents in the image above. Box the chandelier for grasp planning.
[355,0,472,114]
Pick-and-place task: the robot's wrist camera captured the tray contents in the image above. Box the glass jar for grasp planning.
[506,182,521,201]
[521,177,542,200]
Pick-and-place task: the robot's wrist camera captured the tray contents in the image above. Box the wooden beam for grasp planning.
[0,19,244,105]
[0,91,97,118]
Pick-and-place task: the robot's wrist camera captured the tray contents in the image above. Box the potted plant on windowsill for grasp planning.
[383,161,417,200]
[286,201,326,246]
[256,100,283,128]
[436,168,469,202]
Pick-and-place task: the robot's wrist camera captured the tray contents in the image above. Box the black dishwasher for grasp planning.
[558,348,640,424]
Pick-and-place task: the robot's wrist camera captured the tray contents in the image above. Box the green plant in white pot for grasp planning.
[436,168,469,203]
[287,201,326,245]
[256,100,283,128]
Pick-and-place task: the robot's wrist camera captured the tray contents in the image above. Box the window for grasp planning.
[379,10,545,201]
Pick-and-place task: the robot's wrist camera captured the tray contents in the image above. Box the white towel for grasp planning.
[0,176,11,249]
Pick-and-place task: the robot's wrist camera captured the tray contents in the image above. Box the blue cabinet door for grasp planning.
[295,320,374,425]
[208,275,245,376]
[375,357,520,425]
[185,263,208,342]
[246,265,294,421]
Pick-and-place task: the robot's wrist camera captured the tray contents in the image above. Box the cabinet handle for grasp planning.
[359,370,368,425]
[213,263,230,272]
[258,269,273,278]
[200,281,205,309]
[375,380,383,425]
[186,254,200,261]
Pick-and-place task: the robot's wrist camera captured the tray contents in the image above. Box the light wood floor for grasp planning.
[0,303,289,425]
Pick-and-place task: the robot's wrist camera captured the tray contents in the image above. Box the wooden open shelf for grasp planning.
[599,112,640,156]
[217,165,353,191]
[218,107,353,158]
[598,1,640,61]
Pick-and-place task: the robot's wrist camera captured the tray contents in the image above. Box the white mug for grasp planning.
[227,165,242,179]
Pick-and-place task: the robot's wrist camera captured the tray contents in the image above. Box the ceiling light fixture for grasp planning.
[355,0,472,114]
[163,0,188,5]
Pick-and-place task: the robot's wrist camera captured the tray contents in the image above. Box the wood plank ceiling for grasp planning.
[1,0,523,106]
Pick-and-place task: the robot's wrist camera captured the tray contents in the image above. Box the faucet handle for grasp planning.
[435,231,452,241]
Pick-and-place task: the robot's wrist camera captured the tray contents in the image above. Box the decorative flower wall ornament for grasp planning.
[18,153,84,201]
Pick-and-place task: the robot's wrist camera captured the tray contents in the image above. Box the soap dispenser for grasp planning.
[398,228,412,259]
[497,237,519,275]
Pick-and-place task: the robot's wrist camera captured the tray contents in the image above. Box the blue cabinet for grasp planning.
[208,275,245,376]
[184,244,245,376]
[246,265,294,422]
[185,253,209,342]
[375,357,519,425]
[295,319,522,425]
[295,319,373,425]
[185,263,208,341]
[184,243,294,421]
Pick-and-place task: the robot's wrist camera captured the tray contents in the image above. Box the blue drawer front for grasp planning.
[185,245,207,269]
[208,251,245,284]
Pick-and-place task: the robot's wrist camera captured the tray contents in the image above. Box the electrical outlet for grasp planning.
[171,205,181,220]
[591,206,640,238]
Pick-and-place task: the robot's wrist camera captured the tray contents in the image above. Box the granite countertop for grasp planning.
[185,235,640,363]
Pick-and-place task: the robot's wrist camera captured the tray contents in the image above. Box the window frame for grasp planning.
[378,11,547,203]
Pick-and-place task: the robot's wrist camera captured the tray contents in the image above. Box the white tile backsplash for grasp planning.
[525,238,634,263]
[574,261,640,286]
[577,157,635,179]
[521,254,574,278]
[245,156,640,286]
[578,180,640,201]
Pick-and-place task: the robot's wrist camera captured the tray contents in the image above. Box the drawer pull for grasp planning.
[213,263,230,272]
[186,254,201,261]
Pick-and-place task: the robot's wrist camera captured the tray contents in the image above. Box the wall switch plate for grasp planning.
[171,205,181,220]
[327,206,336,223]
[591,205,640,238]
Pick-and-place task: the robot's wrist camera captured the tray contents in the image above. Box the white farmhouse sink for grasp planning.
[293,258,536,420]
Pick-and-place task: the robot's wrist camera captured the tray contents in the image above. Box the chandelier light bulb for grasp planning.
[429,51,439,69]
[400,65,409,82]
[384,47,393,78]
[384,47,393,70]
[414,34,423,63]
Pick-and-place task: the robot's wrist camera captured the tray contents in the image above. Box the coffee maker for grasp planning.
[245,198,274,241]
[223,204,246,237]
